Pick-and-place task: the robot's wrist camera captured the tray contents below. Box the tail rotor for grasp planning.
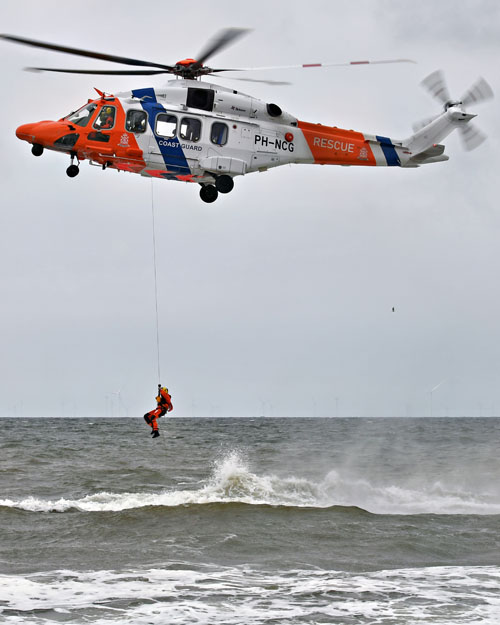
[459,123,487,151]
[421,69,452,107]
[413,70,493,151]
[461,76,494,108]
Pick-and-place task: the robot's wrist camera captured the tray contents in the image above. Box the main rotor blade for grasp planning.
[461,76,494,107]
[421,70,451,105]
[216,58,416,72]
[459,123,487,151]
[195,27,250,67]
[208,74,291,86]
[0,34,173,70]
[26,67,171,75]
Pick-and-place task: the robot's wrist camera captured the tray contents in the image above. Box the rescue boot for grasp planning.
[151,430,160,438]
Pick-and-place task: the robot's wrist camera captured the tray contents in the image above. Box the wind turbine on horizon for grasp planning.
[429,379,446,418]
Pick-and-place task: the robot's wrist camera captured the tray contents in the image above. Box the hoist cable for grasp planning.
[150,178,161,385]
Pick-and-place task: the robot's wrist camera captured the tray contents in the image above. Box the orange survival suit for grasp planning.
[144,385,173,438]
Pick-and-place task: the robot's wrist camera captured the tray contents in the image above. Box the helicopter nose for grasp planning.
[16,122,38,141]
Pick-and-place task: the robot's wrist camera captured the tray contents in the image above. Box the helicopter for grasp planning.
[0,29,494,203]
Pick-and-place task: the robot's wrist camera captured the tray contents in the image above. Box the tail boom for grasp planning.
[296,103,478,171]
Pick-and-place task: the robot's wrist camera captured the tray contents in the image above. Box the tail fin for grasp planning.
[403,109,475,164]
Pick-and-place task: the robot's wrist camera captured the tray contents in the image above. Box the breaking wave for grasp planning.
[2,451,500,515]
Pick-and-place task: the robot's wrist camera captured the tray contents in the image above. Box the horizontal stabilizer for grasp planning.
[409,143,448,165]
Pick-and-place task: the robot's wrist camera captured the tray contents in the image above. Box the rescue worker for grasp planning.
[98,106,114,129]
[144,384,173,438]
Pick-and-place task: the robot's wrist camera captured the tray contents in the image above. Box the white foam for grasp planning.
[1,565,500,624]
[2,450,500,515]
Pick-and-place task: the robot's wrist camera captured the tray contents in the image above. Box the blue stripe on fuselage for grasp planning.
[132,87,190,175]
[376,135,400,167]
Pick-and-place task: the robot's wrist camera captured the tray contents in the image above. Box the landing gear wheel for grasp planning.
[199,184,218,203]
[66,164,80,178]
[31,144,44,157]
[215,175,234,194]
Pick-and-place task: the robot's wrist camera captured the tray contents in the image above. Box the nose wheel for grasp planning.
[66,154,80,178]
[31,144,44,157]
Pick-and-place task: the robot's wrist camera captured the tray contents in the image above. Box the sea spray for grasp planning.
[2,448,500,514]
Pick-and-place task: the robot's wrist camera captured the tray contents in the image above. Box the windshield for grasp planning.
[65,103,98,127]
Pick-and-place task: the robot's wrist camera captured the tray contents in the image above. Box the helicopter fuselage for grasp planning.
[14,78,449,202]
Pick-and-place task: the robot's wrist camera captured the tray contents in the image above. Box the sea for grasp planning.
[1,417,499,624]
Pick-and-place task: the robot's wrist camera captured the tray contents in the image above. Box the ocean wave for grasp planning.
[1,564,500,625]
[1,451,500,515]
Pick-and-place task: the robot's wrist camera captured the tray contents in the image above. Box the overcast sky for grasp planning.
[1,0,499,418]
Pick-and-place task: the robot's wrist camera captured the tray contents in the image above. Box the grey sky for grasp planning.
[1,0,499,418]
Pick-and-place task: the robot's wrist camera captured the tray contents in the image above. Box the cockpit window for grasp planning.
[65,103,97,127]
[93,106,116,130]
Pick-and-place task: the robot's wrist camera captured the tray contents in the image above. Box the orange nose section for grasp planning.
[16,120,74,147]
[16,122,38,141]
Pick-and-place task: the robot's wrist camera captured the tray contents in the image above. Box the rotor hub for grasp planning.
[173,59,212,79]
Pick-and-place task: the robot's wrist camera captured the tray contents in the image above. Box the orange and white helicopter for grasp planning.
[1,29,493,203]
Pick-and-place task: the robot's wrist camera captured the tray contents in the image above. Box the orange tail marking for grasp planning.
[298,121,376,166]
